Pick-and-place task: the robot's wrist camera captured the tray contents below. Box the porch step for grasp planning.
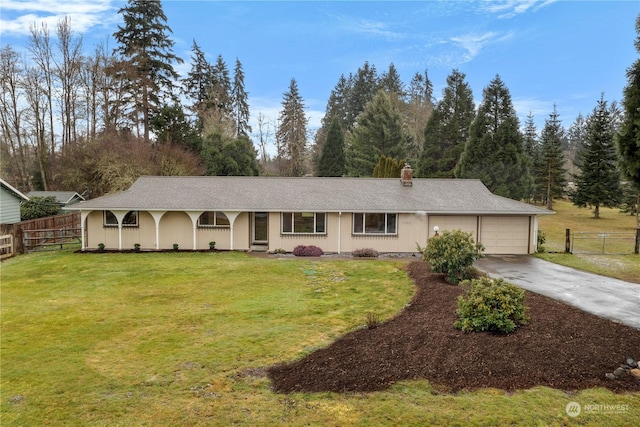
[250,245,269,252]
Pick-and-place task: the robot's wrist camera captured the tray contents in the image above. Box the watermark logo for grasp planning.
[566,401,630,417]
[566,401,581,417]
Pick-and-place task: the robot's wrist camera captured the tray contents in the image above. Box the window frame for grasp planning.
[103,210,138,227]
[352,213,398,235]
[197,211,230,228]
[281,212,327,235]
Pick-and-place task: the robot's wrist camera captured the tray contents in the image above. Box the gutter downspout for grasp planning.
[338,212,342,254]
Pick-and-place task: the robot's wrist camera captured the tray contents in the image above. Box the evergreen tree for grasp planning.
[276,78,308,176]
[407,69,433,107]
[535,105,567,209]
[418,69,474,178]
[346,62,378,129]
[566,113,587,168]
[573,96,622,218]
[617,14,640,191]
[455,75,531,200]
[322,74,351,130]
[317,117,345,176]
[379,63,405,97]
[182,40,214,130]
[346,90,410,176]
[113,0,183,143]
[232,58,251,137]
[522,112,541,202]
[211,55,232,112]
[200,133,259,176]
[150,103,201,151]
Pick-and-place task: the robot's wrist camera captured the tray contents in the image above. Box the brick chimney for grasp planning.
[400,163,413,187]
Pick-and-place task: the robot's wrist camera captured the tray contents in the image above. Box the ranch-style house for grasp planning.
[71,169,552,255]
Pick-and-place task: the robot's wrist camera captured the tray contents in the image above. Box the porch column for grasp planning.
[223,212,241,251]
[149,211,167,250]
[80,210,90,251]
[186,211,204,250]
[111,210,130,251]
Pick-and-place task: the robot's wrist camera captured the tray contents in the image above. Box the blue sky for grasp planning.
[1,0,639,148]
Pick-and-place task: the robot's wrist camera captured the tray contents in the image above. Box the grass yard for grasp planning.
[536,199,640,284]
[1,250,638,426]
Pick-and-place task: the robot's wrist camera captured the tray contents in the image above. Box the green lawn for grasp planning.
[536,199,640,284]
[1,250,638,426]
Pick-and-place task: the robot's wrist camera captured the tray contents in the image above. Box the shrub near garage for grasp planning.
[455,277,529,334]
[422,229,484,284]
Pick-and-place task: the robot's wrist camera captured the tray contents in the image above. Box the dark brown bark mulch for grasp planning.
[267,261,640,394]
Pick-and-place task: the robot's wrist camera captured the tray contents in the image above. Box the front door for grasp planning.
[252,212,268,245]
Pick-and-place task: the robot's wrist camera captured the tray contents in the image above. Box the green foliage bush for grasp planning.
[20,196,60,221]
[422,229,484,284]
[455,277,529,334]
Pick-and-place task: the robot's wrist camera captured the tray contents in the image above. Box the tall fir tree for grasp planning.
[317,117,345,177]
[379,63,405,97]
[114,0,183,143]
[276,78,308,176]
[573,96,623,218]
[617,14,640,200]
[211,55,232,115]
[454,75,531,200]
[522,112,540,202]
[345,90,410,176]
[417,69,474,178]
[346,62,378,129]
[566,113,587,168]
[535,105,567,209]
[182,40,214,131]
[232,58,251,137]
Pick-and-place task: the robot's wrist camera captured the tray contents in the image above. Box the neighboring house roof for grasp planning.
[72,176,551,216]
[27,191,85,205]
[0,178,29,201]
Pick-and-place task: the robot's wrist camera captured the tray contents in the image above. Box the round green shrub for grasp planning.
[455,277,529,334]
[422,229,484,284]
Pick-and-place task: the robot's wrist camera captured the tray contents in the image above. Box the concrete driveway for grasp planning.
[474,255,640,329]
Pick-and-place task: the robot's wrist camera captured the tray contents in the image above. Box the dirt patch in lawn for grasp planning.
[268,261,640,393]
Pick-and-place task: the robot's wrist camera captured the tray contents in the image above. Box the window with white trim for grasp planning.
[104,210,138,227]
[197,211,230,227]
[281,212,326,234]
[352,213,397,235]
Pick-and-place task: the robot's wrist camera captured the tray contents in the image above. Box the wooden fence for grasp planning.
[0,212,81,255]
[0,234,13,259]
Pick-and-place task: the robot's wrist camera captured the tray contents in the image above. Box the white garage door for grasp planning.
[428,215,478,241]
[480,216,530,254]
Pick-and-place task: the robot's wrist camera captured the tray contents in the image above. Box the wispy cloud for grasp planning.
[0,0,117,36]
[479,0,558,19]
[350,18,406,41]
[450,31,514,63]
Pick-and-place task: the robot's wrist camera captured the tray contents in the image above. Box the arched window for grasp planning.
[197,211,230,227]
[103,211,138,227]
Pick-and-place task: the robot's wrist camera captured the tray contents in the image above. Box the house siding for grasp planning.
[1,187,23,224]
[83,210,535,254]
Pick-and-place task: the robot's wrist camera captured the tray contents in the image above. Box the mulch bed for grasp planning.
[267,261,640,393]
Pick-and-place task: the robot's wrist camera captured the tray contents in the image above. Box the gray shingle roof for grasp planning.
[72,176,551,216]
[27,191,84,204]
